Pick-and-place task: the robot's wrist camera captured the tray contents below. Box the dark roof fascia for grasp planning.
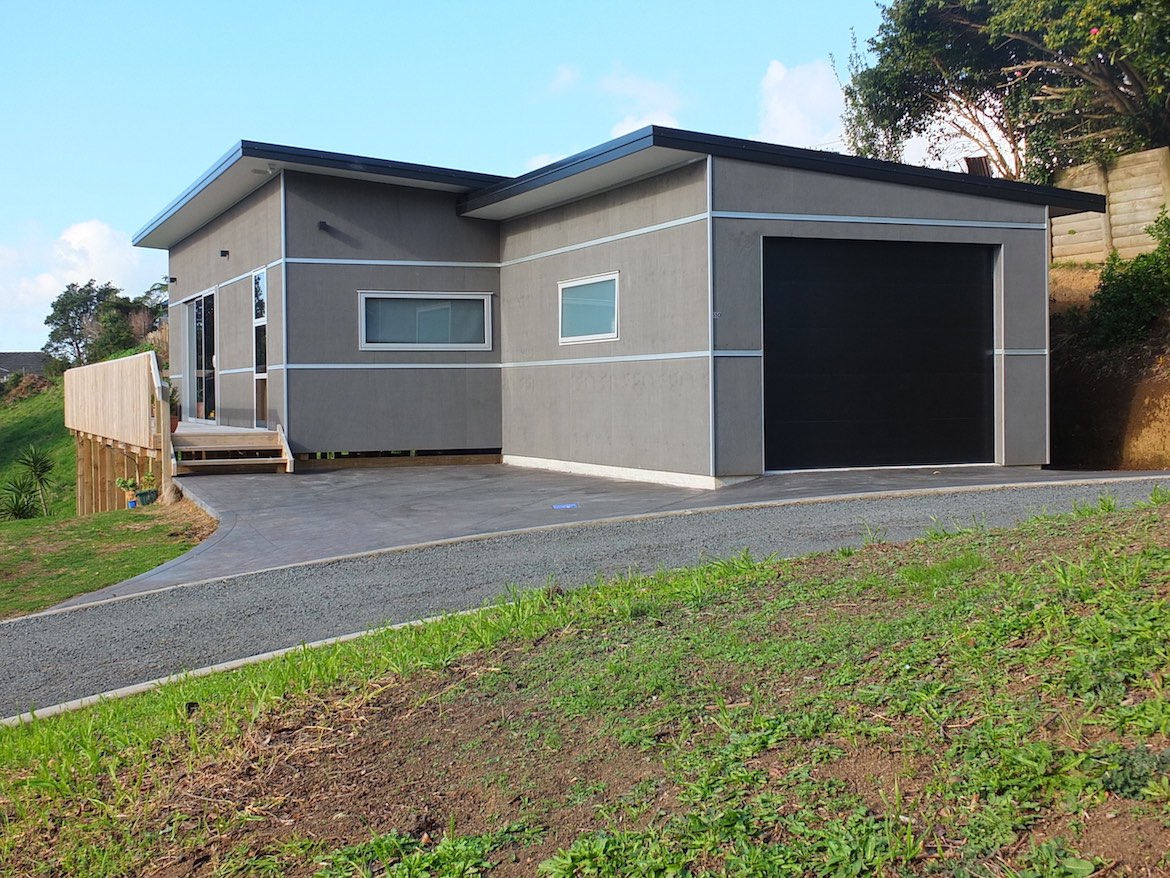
[660,128,1105,214]
[133,141,508,246]
[460,126,1106,217]
[457,127,662,216]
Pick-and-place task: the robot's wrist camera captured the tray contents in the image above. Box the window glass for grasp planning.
[254,324,267,373]
[560,276,617,342]
[362,295,488,348]
[253,272,267,320]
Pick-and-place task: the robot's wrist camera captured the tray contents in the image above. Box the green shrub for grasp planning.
[1085,209,1170,348]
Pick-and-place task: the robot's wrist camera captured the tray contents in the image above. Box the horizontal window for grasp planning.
[559,273,618,344]
[359,292,492,351]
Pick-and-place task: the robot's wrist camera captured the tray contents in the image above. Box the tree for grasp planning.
[42,279,168,365]
[42,280,121,364]
[14,445,55,517]
[843,0,1170,182]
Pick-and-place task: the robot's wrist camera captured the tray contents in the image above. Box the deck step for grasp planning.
[173,432,281,449]
[175,443,283,454]
[172,428,294,474]
[176,457,289,471]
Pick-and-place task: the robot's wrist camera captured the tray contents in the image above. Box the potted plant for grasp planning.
[114,476,139,508]
[136,470,159,506]
[168,385,181,433]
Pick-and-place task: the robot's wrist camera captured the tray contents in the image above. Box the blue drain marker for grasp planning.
[552,502,579,510]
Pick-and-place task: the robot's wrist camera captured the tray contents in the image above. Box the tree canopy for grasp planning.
[42,279,167,365]
[842,0,1170,182]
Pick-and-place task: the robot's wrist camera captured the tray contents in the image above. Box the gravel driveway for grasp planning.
[3,476,1167,721]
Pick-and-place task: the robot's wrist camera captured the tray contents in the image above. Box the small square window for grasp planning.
[359,292,492,351]
[559,273,618,344]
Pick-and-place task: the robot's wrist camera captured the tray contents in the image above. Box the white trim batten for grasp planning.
[288,257,498,269]
[711,211,1047,231]
[503,213,707,266]
[279,350,711,371]
[285,363,499,370]
[278,215,707,272]
[706,154,715,478]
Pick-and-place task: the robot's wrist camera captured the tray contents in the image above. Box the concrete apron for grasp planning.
[57,462,1170,608]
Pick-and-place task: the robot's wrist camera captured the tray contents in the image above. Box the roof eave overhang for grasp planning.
[133,142,508,250]
[459,126,1106,221]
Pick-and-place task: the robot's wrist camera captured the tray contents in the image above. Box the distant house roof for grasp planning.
[0,351,46,378]
[135,127,1107,249]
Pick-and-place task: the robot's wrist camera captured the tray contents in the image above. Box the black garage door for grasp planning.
[763,237,995,470]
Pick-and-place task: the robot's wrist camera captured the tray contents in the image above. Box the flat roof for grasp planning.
[133,141,507,249]
[136,128,1106,250]
[458,126,1107,221]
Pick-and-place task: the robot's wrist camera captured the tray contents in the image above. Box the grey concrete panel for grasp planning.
[711,222,764,351]
[1000,354,1049,465]
[216,372,256,429]
[268,376,286,433]
[262,269,284,366]
[168,179,280,303]
[284,173,499,262]
[216,275,254,372]
[499,221,708,362]
[286,368,502,453]
[713,356,763,475]
[285,263,501,365]
[265,270,286,429]
[711,157,1051,225]
[501,161,706,262]
[999,232,1050,349]
[502,357,710,475]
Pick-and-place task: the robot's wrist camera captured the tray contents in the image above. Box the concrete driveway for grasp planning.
[58,462,1170,606]
[5,463,1168,720]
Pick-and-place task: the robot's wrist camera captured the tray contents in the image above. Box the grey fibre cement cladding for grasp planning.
[2,470,1170,719]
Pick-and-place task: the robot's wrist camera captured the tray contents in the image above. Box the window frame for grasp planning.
[358,291,493,351]
[558,272,619,345]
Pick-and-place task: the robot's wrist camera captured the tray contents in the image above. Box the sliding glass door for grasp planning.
[189,292,216,422]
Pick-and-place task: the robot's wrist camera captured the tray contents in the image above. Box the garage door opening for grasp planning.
[763,237,995,470]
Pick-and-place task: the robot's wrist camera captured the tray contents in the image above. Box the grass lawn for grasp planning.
[2,494,1170,876]
[0,379,216,617]
[0,500,217,618]
[0,381,74,516]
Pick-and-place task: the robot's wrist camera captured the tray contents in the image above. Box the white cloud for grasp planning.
[0,220,166,351]
[601,69,681,137]
[756,59,845,150]
[547,64,580,94]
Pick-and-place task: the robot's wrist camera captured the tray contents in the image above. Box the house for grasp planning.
[0,352,47,383]
[133,127,1104,488]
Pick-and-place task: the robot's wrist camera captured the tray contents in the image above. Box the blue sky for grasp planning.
[0,0,883,351]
